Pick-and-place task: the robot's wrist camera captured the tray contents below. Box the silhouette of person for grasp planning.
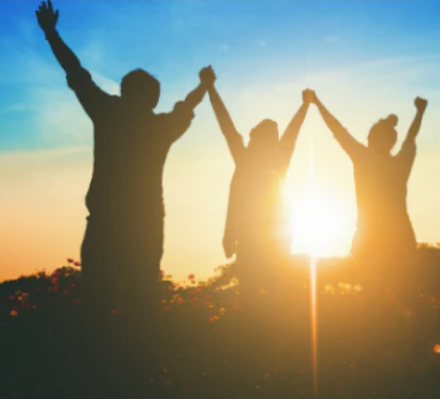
[206,68,310,298]
[36,1,213,315]
[306,90,428,265]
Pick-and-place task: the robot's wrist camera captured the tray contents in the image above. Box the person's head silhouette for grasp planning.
[367,114,398,153]
[248,119,279,152]
[121,69,160,109]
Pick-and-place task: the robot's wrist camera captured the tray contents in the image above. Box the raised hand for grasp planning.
[199,66,216,88]
[303,89,317,105]
[414,97,428,113]
[36,0,59,33]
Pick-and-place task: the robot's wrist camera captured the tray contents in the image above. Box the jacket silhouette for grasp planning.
[36,0,212,311]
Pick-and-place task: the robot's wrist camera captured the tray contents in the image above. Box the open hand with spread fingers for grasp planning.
[36,0,59,34]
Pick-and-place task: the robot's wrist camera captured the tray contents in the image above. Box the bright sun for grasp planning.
[285,149,354,258]
[289,189,351,258]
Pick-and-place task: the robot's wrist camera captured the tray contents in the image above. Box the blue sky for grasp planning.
[1,0,440,152]
[1,0,440,281]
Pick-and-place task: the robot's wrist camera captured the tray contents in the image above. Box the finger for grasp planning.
[42,1,47,11]
[55,9,59,22]
[39,4,44,12]
[48,0,53,12]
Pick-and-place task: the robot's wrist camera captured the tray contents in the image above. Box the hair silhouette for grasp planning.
[367,114,399,152]
[249,119,279,145]
[121,69,161,109]
[306,89,428,263]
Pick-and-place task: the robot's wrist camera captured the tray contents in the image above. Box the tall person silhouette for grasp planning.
[36,1,213,316]
[206,68,310,299]
[306,90,428,266]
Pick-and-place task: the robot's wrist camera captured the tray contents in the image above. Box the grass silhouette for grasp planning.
[1,245,440,398]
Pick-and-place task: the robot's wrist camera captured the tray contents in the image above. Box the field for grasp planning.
[1,246,440,399]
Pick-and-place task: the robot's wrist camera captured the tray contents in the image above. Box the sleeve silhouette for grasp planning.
[315,97,366,159]
[165,83,208,143]
[44,29,111,120]
[278,102,309,172]
[208,85,245,165]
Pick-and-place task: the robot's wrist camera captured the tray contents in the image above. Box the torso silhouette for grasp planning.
[350,142,417,257]
[225,144,290,261]
[68,68,194,228]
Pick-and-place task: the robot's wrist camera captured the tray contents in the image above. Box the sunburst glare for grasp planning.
[286,150,354,258]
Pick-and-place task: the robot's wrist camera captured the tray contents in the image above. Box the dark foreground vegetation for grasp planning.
[1,245,440,399]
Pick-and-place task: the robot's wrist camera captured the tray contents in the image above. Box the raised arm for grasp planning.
[402,97,428,147]
[36,1,80,75]
[182,68,210,111]
[309,90,366,158]
[395,97,428,178]
[36,1,111,121]
[165,66,214,143]
[207,73,245,164]
[278,90,310,170]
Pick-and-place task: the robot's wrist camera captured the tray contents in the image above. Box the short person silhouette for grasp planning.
[36,0,214,313]
[205,68,310,296]
[306,89,428,264]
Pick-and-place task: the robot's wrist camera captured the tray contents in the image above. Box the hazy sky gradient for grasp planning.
[1,0,440,282]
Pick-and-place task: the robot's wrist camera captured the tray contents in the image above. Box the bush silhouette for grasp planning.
[1,246,440,399]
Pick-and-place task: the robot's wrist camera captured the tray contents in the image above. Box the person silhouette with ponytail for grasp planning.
[306,90,428,266]
[206,68,310,300]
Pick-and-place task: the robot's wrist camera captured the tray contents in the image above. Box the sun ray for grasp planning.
[308,146,319,398]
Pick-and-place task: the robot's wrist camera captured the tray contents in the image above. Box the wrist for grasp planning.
[44,27,58,40]
[201,81,214,91]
